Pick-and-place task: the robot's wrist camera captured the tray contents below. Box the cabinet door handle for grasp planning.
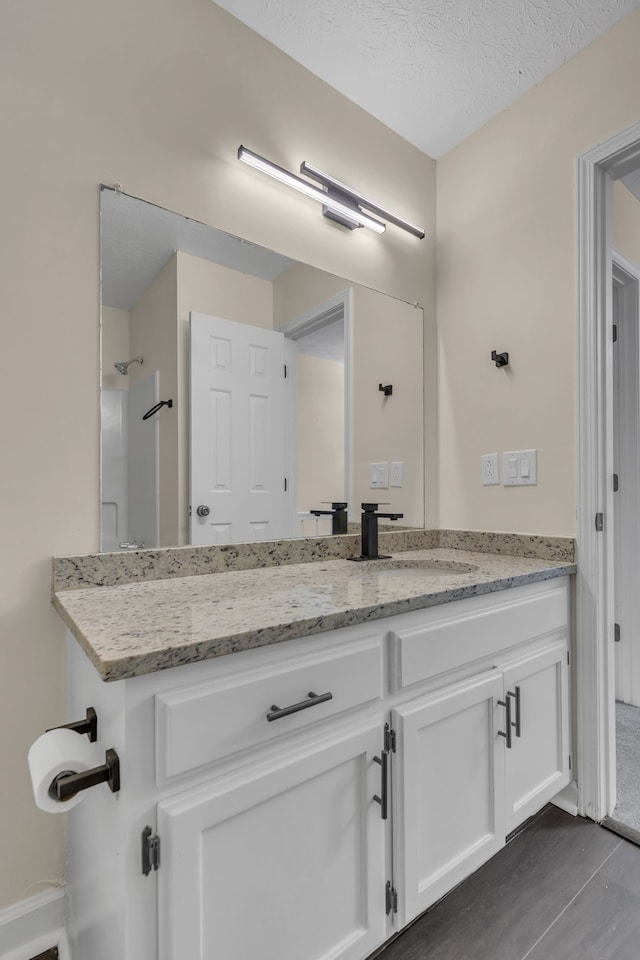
[266,690,333,722]
[507,686,521,738]
[373,750,389,820]
[498,697,512,749]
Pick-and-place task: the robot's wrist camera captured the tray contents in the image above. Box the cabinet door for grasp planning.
[157,721,386,960]
[502,640,570,833]
[392,670,506,927]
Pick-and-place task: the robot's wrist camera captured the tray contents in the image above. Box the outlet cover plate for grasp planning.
[481,453,500,486]
[390,462,403,487]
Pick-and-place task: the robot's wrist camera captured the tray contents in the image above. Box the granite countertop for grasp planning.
[53,548,576,682]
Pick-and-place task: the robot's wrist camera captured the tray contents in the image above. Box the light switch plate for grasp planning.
[502,450,537,485]
[481,453,500,485]
[369,462,389,489]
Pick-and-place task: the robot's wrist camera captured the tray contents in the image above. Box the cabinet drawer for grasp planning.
[391,581,569,691]
[155,635,383,783]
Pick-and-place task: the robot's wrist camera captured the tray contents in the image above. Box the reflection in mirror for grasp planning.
[100,187,424,551]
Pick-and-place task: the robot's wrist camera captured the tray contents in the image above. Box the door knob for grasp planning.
[196,505,210,517]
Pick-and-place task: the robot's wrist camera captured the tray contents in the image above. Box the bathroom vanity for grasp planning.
[53,546,574,960]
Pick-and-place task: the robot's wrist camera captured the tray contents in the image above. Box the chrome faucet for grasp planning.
[353,502,403,561]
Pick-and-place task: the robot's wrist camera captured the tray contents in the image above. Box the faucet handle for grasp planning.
[322,502,348,510]
[361,502,390,512]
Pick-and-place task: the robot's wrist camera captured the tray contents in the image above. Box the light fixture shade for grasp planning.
[238,146,424,238]
[238,146,386,233]
[300,161,426,240]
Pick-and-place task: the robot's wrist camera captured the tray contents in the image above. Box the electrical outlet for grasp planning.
[390,462,403,487]
[481,453,500,486]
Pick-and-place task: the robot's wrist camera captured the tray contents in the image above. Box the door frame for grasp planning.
[577,119,640,821]
[612,253,640,709]
[279,289,354,530]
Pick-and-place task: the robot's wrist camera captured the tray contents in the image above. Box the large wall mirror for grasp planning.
[100,186,424,551]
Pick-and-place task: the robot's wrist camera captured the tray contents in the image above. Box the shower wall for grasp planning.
[101,388,128,551]
[101,374,159,551]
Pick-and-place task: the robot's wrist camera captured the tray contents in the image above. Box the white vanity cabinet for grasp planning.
[157,720,386,960]
[392,669,507,926]
[66,576,571,960]
[391,636,571,927]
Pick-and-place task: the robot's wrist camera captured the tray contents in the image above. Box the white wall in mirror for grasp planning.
[101,188,424,550]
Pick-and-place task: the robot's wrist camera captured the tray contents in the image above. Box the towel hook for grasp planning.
[142,399,173,420]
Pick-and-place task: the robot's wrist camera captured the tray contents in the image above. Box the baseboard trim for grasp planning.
[0,888,68,960]
[551,779,579,817]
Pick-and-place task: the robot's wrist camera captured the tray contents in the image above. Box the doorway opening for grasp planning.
[280,290,353,537]
[600,253,640,843]
[577,118,640,825]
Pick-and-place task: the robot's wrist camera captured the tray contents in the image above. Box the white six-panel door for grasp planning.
[190,311,287,545]
[157,721,386,960]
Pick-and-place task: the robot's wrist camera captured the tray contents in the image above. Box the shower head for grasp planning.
[114,357,143,375]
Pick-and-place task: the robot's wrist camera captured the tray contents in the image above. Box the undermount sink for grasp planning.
[365,558,478,578]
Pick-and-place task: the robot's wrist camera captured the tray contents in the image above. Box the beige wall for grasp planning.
[0,0,434,909]
[273,262,349,327]
[101,306,130,390]
[351,288,424,525]
[274,263,425,525]
[437,8,640,537]
[296,354,345,511]
[614,180,640,266]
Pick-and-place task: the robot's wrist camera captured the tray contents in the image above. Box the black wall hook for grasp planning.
[143,399,173,420]
[379,383,393,396]
[491,351,509,368]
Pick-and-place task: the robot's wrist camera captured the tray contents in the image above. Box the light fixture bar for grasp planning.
[238,146,386,234]
[300,161,425,239]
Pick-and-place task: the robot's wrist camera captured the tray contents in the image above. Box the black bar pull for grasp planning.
[373,750,389,820]
[498,697,512,749]
[507,686,521,738]
[266,690,332,722]
[54,748,120,801]
[142,399,173,420]
[47,707,98,743]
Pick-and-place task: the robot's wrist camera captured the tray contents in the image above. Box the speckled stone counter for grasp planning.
[53,548,575,682]
[52,529,573,591]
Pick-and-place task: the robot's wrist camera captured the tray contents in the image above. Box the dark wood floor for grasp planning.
[375,805,640,960]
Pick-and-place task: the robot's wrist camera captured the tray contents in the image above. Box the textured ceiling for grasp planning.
[213,0,640,158]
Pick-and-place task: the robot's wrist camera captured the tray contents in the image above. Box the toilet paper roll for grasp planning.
[28,727,94,813]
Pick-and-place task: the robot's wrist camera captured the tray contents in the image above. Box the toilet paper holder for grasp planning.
[46,707,121,800]
[47,706,98,742]
[53,748,120,801]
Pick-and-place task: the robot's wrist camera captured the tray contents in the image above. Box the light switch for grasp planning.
[369,462,389,489]
[502,450,537,486]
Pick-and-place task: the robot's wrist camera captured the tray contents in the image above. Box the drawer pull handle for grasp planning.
[266,690,333,722]
[497,697,512,749]
[507,686,521,738]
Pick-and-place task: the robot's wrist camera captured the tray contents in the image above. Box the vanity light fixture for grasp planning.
[238,146,425,239]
